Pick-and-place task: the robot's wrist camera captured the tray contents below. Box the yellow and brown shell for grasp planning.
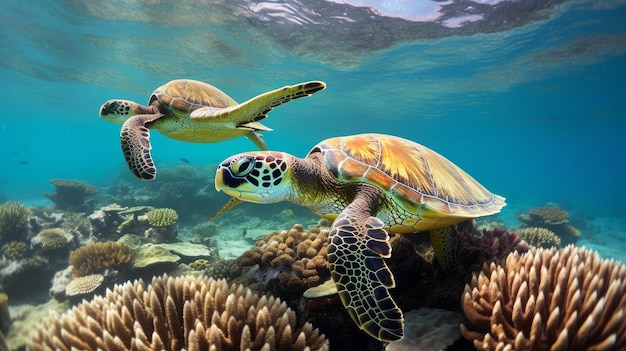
[150,79,237,117]
[316,134,505,230]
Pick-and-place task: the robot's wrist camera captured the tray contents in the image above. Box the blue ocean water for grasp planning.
[1,0,626,245]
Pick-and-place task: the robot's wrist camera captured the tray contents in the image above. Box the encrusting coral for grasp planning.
[146,207,179,227]
[0,201,29,245]
[516,226,561,248]
[69,241,132,278]
[237,224,330,295]
[28,274,329,351]
[461,245,626,351]
[43,178,99,213]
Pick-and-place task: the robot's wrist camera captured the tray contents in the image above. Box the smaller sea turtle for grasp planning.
[100,79,326,180]
[211,133,505,342]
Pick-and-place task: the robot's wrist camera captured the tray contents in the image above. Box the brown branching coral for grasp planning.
[516,227,561,248]
[461,245,626,351]
[69,241,132,278]
[237,224,330,294]
[28,274,329,351]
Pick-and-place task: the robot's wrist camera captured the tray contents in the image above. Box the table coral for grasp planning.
[28,274,329,351]
[461,245,626,351]
[518,205,581,245]
[237,224,330,296]
[0,202,29,245]
[68,241,132,278]
[43,178,99,213]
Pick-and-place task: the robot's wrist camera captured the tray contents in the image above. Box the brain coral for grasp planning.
[237,224,330,293]
[516,227,561,248]
[69,241,132,278]
[1,241,28,260]
[146,208,179,227]
[28,274,328,351]
[461,245,626,351]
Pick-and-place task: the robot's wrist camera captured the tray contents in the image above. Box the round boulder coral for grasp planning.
[516,226,561,248]
[28,274,329,351]
[31,228,75,251]
[146,207,179,227]
[237,224,330,294]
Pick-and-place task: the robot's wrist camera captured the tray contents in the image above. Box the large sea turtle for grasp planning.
[211,133,506,342]
[99,79,326,180]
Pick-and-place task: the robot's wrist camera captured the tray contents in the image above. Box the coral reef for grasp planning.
[206,259,245,281]
[0,202,29,245]
[146,207,179,227]
[189,258,211,271]
[0,255,52,302]
[518,205,581,245]
[237,224,330,297]
[43,178,99,213]
[68,241,132,278]
[28,274,329,351]
[461,245,626,350]
[1,241,28,260]
[65,273,105,298]
[5,299,69,350]
[30,227,75,251]
[516,226,561,248]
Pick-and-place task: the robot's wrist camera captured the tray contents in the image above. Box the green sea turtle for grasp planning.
[211,133,506,342]
[99,79,326,180]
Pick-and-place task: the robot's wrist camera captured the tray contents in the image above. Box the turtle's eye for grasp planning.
[231,157,255,176]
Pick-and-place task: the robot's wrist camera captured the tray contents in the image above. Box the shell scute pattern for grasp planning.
[152,80,237,116]
[318,134,502,219]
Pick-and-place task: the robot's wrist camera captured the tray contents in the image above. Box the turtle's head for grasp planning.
[99,99,135,123]
[215,152,296,204]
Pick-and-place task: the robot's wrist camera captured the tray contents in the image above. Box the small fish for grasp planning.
[180,157,190,164]
[18,160,28,165]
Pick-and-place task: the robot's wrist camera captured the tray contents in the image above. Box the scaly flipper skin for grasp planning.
[190,81,326,124]
[327,197,404,342]
[120,114,163,180]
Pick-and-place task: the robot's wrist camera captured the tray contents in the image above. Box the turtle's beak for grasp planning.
[214,166,264,202]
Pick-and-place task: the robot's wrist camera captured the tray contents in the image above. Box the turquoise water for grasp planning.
[1,1,626,238]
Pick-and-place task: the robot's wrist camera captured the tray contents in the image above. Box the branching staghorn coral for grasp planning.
[68,241,132,278]
[28,274,328,351]
[461,245,626,351]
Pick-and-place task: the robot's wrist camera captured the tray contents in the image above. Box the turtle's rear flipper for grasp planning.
[120,114,162,180]
[328,198,404,342]
[191,81,326,124]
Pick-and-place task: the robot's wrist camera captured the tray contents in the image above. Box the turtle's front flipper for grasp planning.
[328,198,404,342]
[190,81,326,123]
[120,114,163,180]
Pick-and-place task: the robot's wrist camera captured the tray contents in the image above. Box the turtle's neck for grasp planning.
[288,153,355,214]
